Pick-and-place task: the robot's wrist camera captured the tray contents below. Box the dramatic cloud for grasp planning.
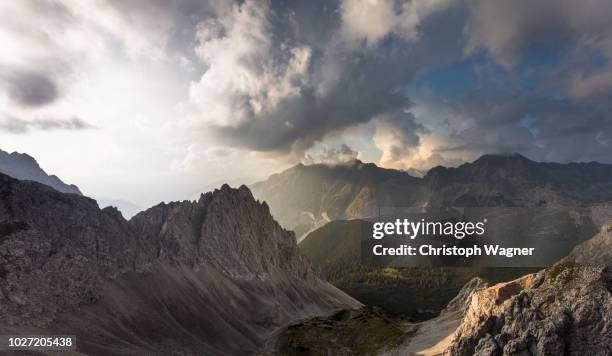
[340,0,451,46]
[183,0,460,159]
[465,0,612,69]
[374,111,429,170]
[3,0,612,205]
[440,0,612,164]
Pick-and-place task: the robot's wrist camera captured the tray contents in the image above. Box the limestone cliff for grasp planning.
[446,266,612,355]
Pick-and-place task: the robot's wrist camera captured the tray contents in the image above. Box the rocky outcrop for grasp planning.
[560,223,612,266]
[447,266,612,355]
[441,277,491,317]
[388,277,489,356]
[0,149,82,195]
[0,173,359,355]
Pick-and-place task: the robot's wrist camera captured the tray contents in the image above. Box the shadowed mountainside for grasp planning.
[251,154,612,240]
[250,160,427,241]
[0,173,359,355]
[0,148,82,195]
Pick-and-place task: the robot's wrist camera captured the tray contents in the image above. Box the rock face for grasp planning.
[0,173,139,327]
[447,266,612,355]
[560,223,612,266]
[130,185,314,280]
[0,173,359,355]
[0,149,82,195]
[387,277,490,356]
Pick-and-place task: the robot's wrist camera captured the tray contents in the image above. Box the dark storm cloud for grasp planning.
[192,0,465,156]
[440,81,612,164]
[5,0,612,166]
[213,48,418,153]
[0,117,95,134]
[3,71,58,107]
[433,0,612,164]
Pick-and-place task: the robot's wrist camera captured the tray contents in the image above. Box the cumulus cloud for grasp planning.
[0,0,214,133]
[4,0,612,204]
[340,0,452,46]
[182,0,460,160]
[303,143,359,165]
[373,111,429,170]
[374,0,610,167]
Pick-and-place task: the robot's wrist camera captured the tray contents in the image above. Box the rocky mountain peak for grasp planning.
[130,183,313,280]
[0,174,359,354]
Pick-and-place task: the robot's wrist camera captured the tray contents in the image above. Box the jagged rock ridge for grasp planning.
[0,174,359,355]
[129,184,314,280]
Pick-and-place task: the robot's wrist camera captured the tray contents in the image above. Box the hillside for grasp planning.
[299,220,534,320]
[250,160,427,241]
[0,174,359,355]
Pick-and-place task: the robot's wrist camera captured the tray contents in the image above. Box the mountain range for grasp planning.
[2,150,612,354]
[0,148,143,218]
[251,153,612,241]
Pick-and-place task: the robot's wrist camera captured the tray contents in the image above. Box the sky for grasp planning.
[1,0,612,207]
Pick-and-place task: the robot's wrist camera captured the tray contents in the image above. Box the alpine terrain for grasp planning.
[0,173,359,355]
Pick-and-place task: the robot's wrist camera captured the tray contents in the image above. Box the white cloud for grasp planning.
[339,0,452,46]
[303,143,359,165]
[373,111,429,169]
[186,1,312,129]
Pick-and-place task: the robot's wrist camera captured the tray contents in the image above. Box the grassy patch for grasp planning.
[277,307,415,356]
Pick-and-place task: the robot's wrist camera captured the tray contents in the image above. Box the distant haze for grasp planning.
[1,1,612,206]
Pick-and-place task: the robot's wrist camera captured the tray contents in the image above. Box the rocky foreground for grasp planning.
[447,265,612,355]
[0,173,359,355]
[270,223,612,355]
[444,223,612,355]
